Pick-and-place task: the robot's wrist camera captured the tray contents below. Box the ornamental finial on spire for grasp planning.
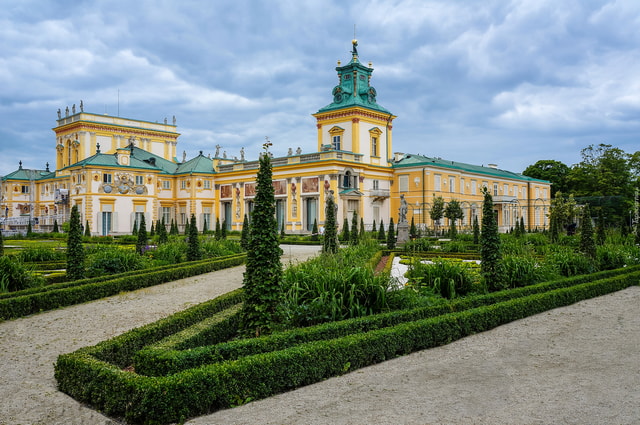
[351,39,358,61]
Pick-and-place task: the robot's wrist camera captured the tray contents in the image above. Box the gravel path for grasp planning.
[1,246,638,425]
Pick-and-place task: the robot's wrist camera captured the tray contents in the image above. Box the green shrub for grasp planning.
[545,247,595,276]
[0,256,44,292]
[405,257,476,299]
[16,247,66,262]
[596,244,635,270]
[201,238,243,258]
[85,245,149,277]
[151,240,186,264]
[499,255,555,288]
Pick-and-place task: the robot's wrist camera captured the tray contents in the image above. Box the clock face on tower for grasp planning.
[332,86,343,103]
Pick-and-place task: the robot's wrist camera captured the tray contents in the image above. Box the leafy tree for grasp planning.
[473,215,480,244]
[84,220,91,237]
[350,212,359,245]
[186,214,201,261]
[377,219,385,241]
[522,159,570,197]
[387,217,395,249]
[131,219,138,236]
[480,187,502,291]
[409,216,417,239]
[579,205,596,259]
[323,190,338,254]
[430,195,445,234]
[548,192,578,235]
[568,144,633,198]
[53,220,59,233]
[341,217,349,243]
[240,145,283,337]
[158,217,168,244]
[136,213,148,255]
[240,214,250,250]
[444,199,464,238]
[66,205,85,280]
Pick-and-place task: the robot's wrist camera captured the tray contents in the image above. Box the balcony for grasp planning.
[492,195,517,204]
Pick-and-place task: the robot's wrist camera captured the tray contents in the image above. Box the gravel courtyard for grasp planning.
[0,245,638,425]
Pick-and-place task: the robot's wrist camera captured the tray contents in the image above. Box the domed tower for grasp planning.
[313,40,396,167]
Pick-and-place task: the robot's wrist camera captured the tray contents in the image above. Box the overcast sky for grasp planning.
[2,0,639,177]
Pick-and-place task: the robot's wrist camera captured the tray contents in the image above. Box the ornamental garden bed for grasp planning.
[55,265,640,424]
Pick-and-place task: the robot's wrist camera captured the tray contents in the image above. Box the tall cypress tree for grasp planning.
[596,210,606,246]
[84,220,91,237]
[53,219,59,233]
[580,204,596,259]
[240,214,250,250]
[186,214,201,261]
[240,146,283,337]
[149,220,155,237]
[378,219,386,241]
[480,187,502,291]
[221,219,227,240]
[66,205,85,280]
[323,190,338,254]
[132,219,138,236]
[158,217,168,244]
[136,214,148,255]
[387,217,395,249]
[341,217,349,243]
[359,217,365,238]
[215,217,221,240]
[0,229,4,256]
[350,212,359,245]
[310,218,319,241]
[409,216,417,239]
[371,219,377,236]
[473,215,480,245]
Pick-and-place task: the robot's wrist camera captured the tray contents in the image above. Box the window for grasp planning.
[162,207,171,224]
[332,135,341,150]
[471,180,477,195]
[162,180,171,190]
[371,137,378,156]
[399,175,409,193]
[460,178,465,194]
[503,184,508,196]
[135,175,144,185]
[181,180,186,190]
[21,185,29,194]
[103,173,112,184]
[449,177,455,193]
[372,179,379,190]
[328,126,345,151]
[369,127,382,157]
[542,188,548,199]
[493,183,498,196]
[535,187,540,198]
[434,175,441,192]
[305,198,317,231]
[203,207,211,230]
[203,180,211,189]
[180,206,187,226]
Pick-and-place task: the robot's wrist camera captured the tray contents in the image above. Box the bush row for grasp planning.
[55,270,639,424]
[134,265,639,377]
[0,254,245,301]
[0,254,246,321]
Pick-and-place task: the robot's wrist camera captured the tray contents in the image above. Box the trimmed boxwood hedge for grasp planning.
[55,267,640,424]
[0,254,246,321]
[134,265,639,377]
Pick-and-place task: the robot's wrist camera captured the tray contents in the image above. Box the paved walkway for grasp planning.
[1,246,638,424]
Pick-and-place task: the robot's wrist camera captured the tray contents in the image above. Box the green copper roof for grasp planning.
[393,153,550,183]
[316,41,392,115]
[1,166,54,181]
[175,151,215,174]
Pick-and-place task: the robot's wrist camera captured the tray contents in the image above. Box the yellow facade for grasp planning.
[1,43,550,237]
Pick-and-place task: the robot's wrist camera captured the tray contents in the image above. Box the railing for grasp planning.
[217,150,363,172]
[370,189,390,198]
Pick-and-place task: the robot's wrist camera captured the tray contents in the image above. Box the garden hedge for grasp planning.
[0,254,246,321]
[55,266,640,424]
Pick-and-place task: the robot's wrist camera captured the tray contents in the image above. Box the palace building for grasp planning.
[0,41,550,237]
